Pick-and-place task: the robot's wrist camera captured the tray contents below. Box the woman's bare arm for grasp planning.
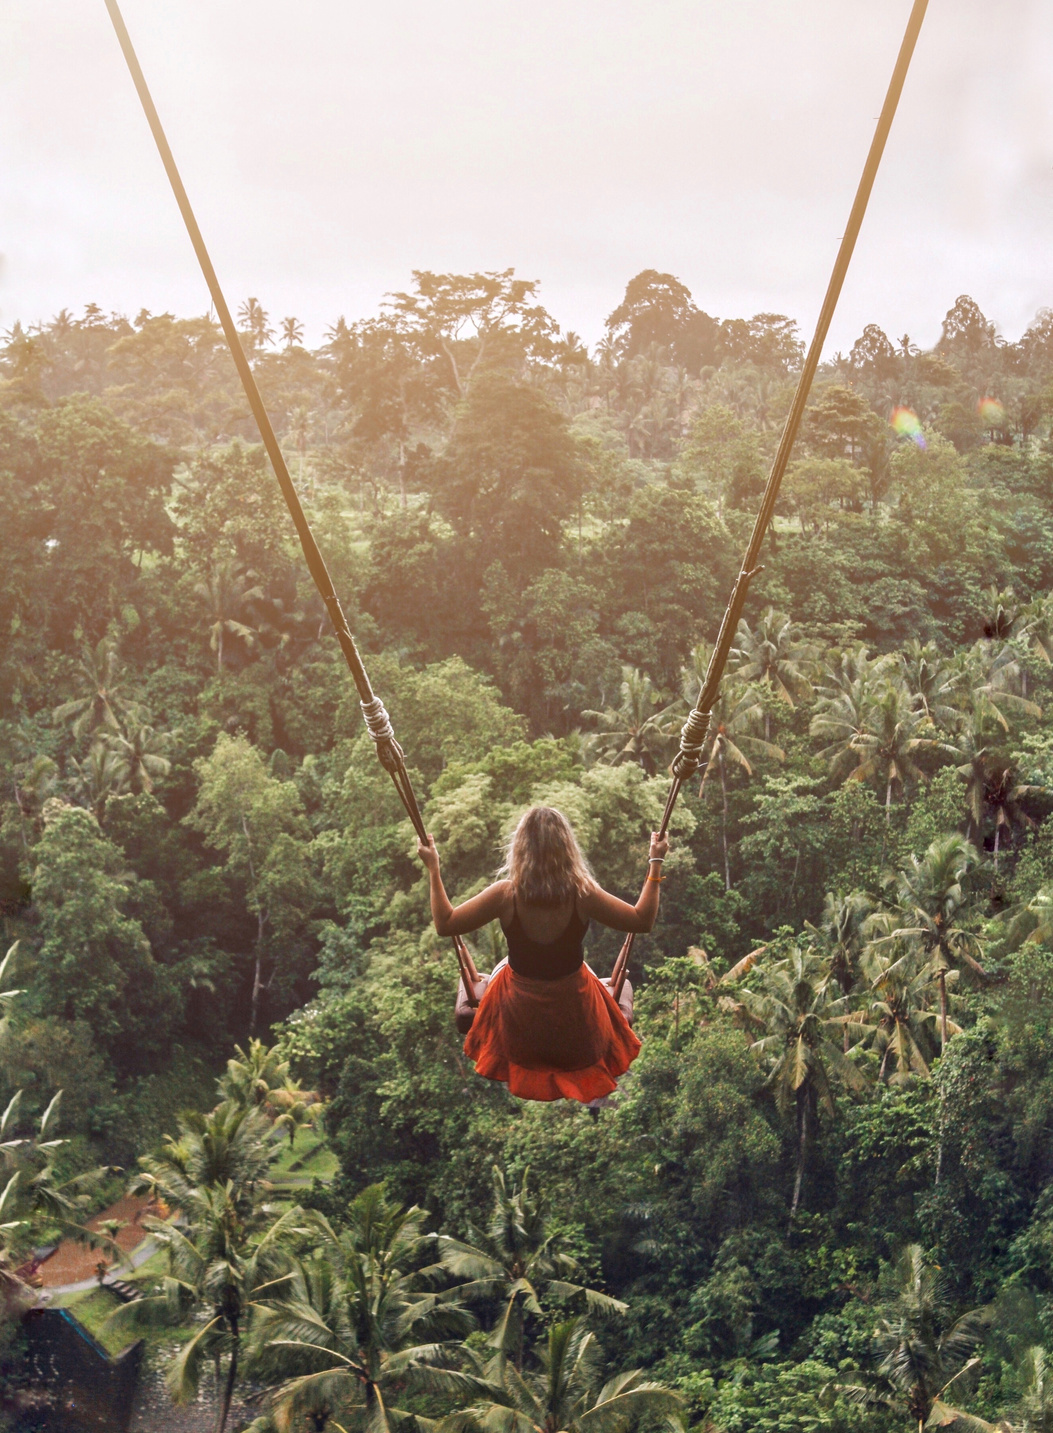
[418,836,512,936]
[580,832,670,933]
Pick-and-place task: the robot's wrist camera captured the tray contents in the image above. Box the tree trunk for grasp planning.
[216,1328,239,1433]
[938,968,948,1055]
[720,753,731,891]
[993,822,1001,873]
[885,775,893,823]
[249,907,266,1035]
[789,1088,809,1227]
[217,625,224,676]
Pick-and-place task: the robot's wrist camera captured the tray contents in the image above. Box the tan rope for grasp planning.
[614,0,930,1002]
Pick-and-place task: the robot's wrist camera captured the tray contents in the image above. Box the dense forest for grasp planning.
[5,269,1053,1428]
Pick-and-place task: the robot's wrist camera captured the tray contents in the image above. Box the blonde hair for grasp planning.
[501,806,594,909]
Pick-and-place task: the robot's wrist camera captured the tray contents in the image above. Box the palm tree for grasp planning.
[858,927,945,1083]
[238,297,274,354]
[267,1083,322,1150]
[12,755,57,852]
[584,668,679,777]
[454,1317,683,1433]
[837,1245,991,1433]
[71,738,124,822]
[195,560,265,674]
[281,316,304,350]
[735,946,868,1223]
[253,1185,478,1433]
[813,676,936,819]
[805,890,872,997]
[1008,1346,1053,1432]
[221,1040,292,1110]
[898,639,962,732]
[681,650,783,889]
[125,1102,296,1433]
[729,608,817,739]
[809,648,885,775]
[144,1194,307,1433]
[53,636,141,740]
[438,1168,625,1367]
[103,723,173,796]
[887,834,985,1054]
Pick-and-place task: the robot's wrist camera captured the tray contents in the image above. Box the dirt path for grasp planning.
[37,1193,156,1288]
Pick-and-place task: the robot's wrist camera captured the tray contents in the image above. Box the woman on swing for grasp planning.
[418,806,669,1103]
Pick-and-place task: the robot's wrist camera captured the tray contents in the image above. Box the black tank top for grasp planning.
[503,897,589,981]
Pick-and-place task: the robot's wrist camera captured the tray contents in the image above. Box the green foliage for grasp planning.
[8,278,1053,1425]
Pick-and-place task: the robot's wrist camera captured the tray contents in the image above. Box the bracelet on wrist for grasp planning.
[647,873,665,884]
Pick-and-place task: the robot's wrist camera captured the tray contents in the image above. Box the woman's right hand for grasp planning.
[417,835,440,871]
[649,832,670,862]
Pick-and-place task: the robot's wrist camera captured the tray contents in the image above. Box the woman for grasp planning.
[418,806,669,1103]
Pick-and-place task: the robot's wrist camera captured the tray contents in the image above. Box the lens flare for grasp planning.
[978,396,1005,427]
[890,406,926,448]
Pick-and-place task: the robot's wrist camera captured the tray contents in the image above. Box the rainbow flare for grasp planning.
[978,396,1005,427]
[890,406,926,449]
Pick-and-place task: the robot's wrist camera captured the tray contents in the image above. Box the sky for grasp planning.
[2,0,1052,355]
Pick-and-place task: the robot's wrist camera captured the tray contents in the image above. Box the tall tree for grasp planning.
[735,946,867,1222]
[186,735,316,1033]
[253,1185,477,1433]
[838,1245,990,1432]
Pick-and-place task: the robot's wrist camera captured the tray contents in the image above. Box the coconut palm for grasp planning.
[53,636,141,740]
[682,646,784,889]
[813,676,937,819]
[103,723,173,796]
[452,1317,683,1433]
[735,946,869,1222]
[281,316,304,350]
[253,1185,478,1433]
[898,639,963,732]
[805,890,873,997]
[858,926,946,1083]
[810,648,886,776]
[123,1103,296,1433]
[886,834,985,1054]
[584,668,679,777]
[143,1194,307,1433]
[70,738,125,822]
[221,1040,293,1111]
[267,1083,323,1150]
[438,1167,625,1367]
[1008,1346,1053,1432]
[195,560,266,674]
[729,607,817,739]
[837,1245,991,1433]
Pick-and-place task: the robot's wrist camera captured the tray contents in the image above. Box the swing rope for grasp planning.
[611,0,930,1000]
[104,0,927,1014]
[102,0,482,1008]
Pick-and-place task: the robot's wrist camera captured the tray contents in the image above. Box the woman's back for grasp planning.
[503,891,588,981]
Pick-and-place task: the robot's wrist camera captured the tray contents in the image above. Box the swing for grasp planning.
[101,0,930,1101]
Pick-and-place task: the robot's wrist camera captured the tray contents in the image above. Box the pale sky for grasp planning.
[2,0,1052,354]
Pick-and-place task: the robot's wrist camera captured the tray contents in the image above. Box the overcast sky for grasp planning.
[2,0,1051,355]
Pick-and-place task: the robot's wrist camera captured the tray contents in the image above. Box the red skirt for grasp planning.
[464,963,641,1103]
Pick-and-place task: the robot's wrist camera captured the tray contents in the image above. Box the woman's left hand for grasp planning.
[648,832,669,862]
[417,835,441,871]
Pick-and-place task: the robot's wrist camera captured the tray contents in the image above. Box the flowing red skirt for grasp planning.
[464,963,641,1103]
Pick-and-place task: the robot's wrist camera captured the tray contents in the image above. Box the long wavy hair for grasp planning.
[501,806,594,908]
